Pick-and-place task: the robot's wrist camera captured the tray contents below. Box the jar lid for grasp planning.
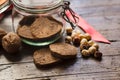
[12,0,63,13]
[0,0,10,14]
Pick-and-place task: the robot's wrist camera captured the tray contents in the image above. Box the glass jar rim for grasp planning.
[11,0,63,13]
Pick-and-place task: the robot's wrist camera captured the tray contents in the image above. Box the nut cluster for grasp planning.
[65,27,102,59]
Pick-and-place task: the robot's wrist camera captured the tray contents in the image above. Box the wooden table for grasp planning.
[0,0,120,80]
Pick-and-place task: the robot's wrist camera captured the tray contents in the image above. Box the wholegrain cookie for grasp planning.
[17,25,35,39]
[49,43,77,59]
[19,16,37,26]
[30,16,63,39]
[33,48,61,66]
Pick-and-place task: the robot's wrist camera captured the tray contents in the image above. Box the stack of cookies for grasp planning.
[17,16,63,42]
[33,42,77,66]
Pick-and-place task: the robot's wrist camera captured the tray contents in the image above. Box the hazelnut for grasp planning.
[66,27,73,35]
[84,33,91,41]
[81,49,90,57]
[88,40,95,47]
[80,43,90,50]
[2,32,21,53]
[73,30,81,35]
[80,38,88,45]
[94,51,102,59]
[92,43,99,50]
[88,46,96,55]
[79,34,85,41]
[65,36,72,44]
[71,31,77,39]
[72,35,81,46]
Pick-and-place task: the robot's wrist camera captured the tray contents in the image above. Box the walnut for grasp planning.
[2,32,21,53]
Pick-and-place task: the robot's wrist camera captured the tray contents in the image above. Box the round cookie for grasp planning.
[17,25,36,39]
[30,16,63,39]
[19,16,37,26]
[33,48,61,66]
[49,43,77,59]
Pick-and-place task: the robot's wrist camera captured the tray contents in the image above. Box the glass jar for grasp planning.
[11,0,65,46]
[0,0,13,32]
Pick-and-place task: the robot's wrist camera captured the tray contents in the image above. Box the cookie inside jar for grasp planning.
[17,16,64,46]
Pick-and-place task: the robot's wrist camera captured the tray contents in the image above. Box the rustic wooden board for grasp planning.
[0,0,120,80]
[69,0,120,8]
[20,71,120,80]
[0,54,120,80]
[0,41,120,65]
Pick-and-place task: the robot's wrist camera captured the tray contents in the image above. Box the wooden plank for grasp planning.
[69,0,120,8]
[67,0,120,18]
[83,16,120,30]
[72,4,120,17]
[0,54,120,80]
[0,0,119,80]
[0,44,39,64]
[19,71,120,80]
[0,41,120,65]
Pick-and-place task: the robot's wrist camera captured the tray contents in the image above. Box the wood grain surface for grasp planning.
[0,0,120,80]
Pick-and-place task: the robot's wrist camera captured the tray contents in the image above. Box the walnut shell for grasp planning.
[2,32,21,53]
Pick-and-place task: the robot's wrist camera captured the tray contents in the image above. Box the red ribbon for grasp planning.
[65,10,110,44]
